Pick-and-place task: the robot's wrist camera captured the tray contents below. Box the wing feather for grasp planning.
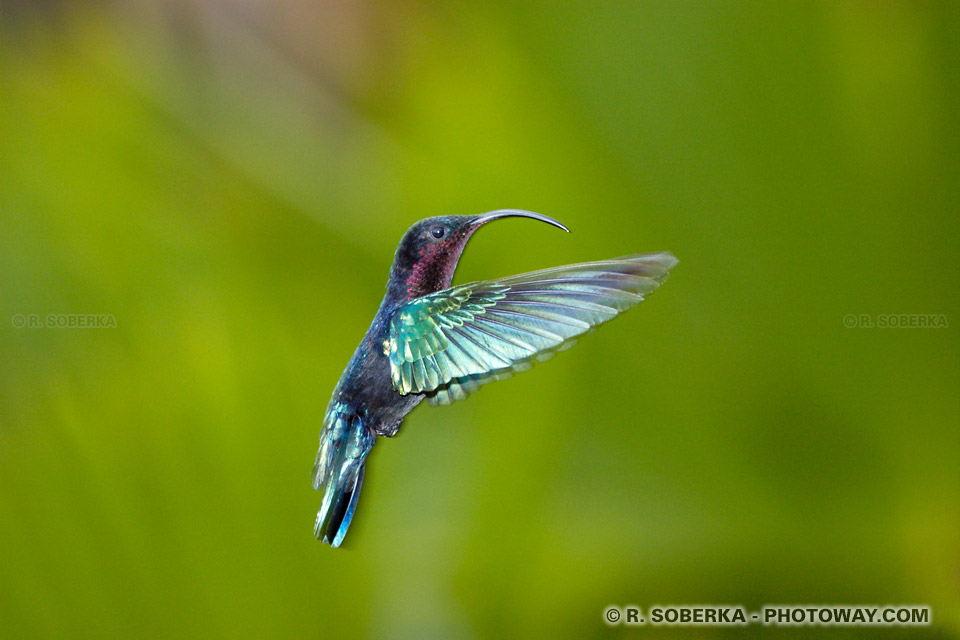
[387,252,677,405]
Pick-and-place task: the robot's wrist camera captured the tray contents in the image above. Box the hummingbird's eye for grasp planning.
[431,226,445,239]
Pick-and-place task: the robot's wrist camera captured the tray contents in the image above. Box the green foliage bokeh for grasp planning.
[1,2,958,638]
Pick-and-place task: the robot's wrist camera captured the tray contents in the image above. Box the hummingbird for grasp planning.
[312,210,677,546]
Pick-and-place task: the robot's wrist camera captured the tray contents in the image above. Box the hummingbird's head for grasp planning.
[386,209,568,303]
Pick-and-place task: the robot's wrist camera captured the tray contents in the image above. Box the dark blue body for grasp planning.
[312,304,424,545]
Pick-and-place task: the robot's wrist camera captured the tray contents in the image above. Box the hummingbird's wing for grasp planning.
[387,252,677,405]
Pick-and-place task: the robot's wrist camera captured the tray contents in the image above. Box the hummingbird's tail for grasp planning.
[312,404,376,547]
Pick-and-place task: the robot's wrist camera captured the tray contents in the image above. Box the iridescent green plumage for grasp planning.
[313,210,677,548]
[312,403,374,546]
[388,252,678,405]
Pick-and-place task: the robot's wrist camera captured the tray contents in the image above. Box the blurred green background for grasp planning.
[1,1,958,638]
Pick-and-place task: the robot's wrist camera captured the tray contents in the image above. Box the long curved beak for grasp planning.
[470,209,569,233]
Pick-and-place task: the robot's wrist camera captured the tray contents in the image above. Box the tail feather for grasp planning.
[313,404,375,547]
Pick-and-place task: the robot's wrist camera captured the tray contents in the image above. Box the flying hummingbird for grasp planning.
[312,210,677,546]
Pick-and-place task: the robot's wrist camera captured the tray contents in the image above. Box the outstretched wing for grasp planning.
[387,252,677,405]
